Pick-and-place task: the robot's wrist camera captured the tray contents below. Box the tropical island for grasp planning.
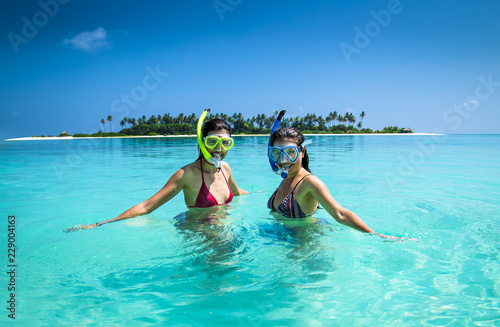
[32,110,413,138]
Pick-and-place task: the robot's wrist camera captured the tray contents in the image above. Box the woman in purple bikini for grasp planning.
[267,125,403,239]
[66,109,248,232]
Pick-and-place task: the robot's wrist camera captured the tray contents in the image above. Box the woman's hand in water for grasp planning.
[374,233,418,242]
[64,222,101,233]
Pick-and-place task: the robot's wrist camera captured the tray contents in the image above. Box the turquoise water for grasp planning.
[1,135,499,326]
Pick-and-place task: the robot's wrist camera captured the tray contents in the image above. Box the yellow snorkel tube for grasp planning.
[197,108,221,169]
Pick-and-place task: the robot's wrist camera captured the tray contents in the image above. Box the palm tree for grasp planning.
[178,113,185,124]
[107,115,113,132]
[294,116,301,128]
[326,112,333,129]
[147,115,158,125]
[232,112,245,133]
[359,111,365,128]
[255,114,266,129]
[318,115,325,130]
[304,113,314,128]
[264,115,274,129]
[162,113,172,125]
[219,113,230,125]
[100,118,106,132]
[187,113,197,126]
[345,112,356,126]
[120,118,126,130]
[249,116,256,129]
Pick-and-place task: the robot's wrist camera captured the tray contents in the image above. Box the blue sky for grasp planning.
[1,0,499,139]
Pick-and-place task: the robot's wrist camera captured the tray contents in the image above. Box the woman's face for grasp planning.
[272,139,303,175]
[206,130,231,160]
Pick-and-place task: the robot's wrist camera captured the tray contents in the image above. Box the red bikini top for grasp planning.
[188,159,233,208]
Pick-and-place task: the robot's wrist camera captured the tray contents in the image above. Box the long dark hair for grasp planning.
[198,119,232,159]
[201,119,232,138]
[270,127,311,173]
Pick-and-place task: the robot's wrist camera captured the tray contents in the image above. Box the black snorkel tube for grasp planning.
[268,110,287,178]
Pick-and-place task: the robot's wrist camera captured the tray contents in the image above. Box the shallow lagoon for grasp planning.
[1,134,499,326]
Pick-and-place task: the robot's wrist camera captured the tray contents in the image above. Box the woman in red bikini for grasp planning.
[66,109,248,232]
[267,126,404,239]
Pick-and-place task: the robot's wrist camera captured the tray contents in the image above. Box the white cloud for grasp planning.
[63,27,109,51]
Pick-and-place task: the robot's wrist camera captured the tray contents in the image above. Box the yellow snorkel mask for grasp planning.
[197,108,224,169]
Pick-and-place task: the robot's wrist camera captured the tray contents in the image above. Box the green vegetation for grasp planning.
[114,110,412,136]
[73,132,128,137]
[376,126,413,133]
[33,111,413,138]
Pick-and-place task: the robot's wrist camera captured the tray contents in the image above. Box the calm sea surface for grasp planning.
[1,135,499,326]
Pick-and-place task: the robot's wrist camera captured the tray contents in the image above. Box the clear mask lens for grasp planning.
[205,136,234,150]
[268,146,299,163]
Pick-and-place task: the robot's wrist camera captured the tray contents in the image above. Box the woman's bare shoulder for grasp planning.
[173,161,199,179]
[222,160,231,171]
[182,160,199,170]
[302,174,327,190]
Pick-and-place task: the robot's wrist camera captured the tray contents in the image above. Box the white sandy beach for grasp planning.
[3,133,443,141]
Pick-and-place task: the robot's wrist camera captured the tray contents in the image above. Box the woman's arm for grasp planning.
[306,177,409,240]
[65,169,186,232]
[225,164,249,195]
[228,176,249,195]
[307,177,375,233]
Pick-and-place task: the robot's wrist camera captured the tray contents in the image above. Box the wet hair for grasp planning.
[270,127,311,173]
[198,119,232,159]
